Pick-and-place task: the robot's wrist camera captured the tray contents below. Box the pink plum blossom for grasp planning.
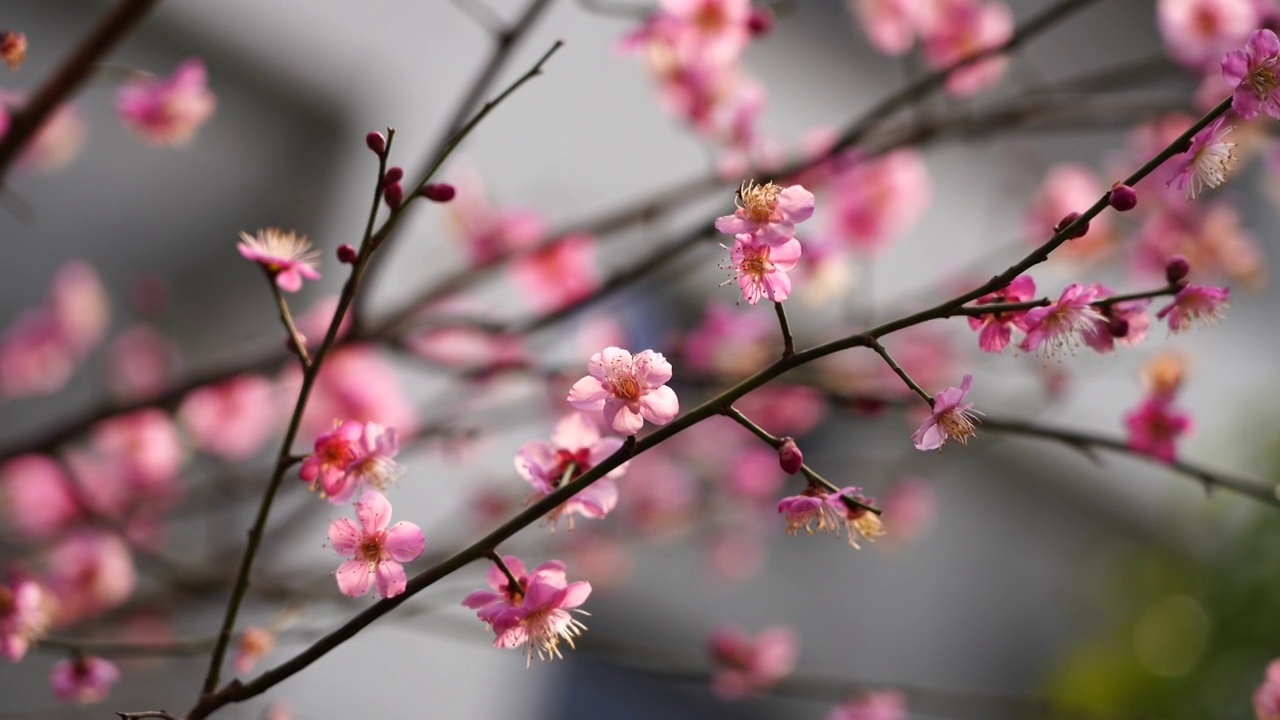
[49,656,120,704]
[828,690,908,720]
[921,0,1013,97]
[0,309,76,396]
[1,574,49,662]
[107,324,180,399]
[881,478,935,543]
[851,0,927,55]
[462,555,592,665]
[329,490,425,599]
[967,275,1036,353]
[1168,116,1237,199]
[1081,294,1152,353]
[510,233,599,311]
[1254,659,1280,720]
[234,626,275,675]
[1,455,81,539]
[49,260,109,358]
[778,485,885,548]
[707,625,797,698]
[716,181,815,245]
[728,232,802,305]
[117,58,216,146]
[683,302,772,376]
[824,149,931,255]
[568,347,680,434]
[91,409,184,495]
[912,375,978,451]
[515,413,627,528]
[1019,283,1107,357]
[1024,164,1112,259]
[178,374,278,460]
[301,420,362,498]
[447,169,547,264]
[46,531,136,624]
[1124,397,1192,462]
[301,420,404,504]
[1131,202,1262,286]
[1222,28,1280,119]
[660,0,752,64]
[1158,0,1256,69]
[1156,284,1230,332]
[237,228,321,292]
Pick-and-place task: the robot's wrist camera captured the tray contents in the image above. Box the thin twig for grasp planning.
[269,281,311,369]
[868,339,932,404]
[773,302,795,358]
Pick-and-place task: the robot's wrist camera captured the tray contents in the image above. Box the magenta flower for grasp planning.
[237,228,321,292]
[778,486,884,548]
[966,274,1036,353]
[1222,28,1280,119]
[728,232,802,305]
[329,490,424,599]
[1168,116,1237,199]
[1082,294,1151,353]
[515,413,627,529]
[715,181,815,245]
[1156,284,1230,333]
[462,555,592,665]
[1254,659,1280,720]
[707,625,797,698]
[825,149,932,255]
[567,347,680,435]
[828,690,908,720]
[117,58,216,146]
[49,656,119,704]
[911,374,978,451]
[1124,397,1192,462]
[1,575,49,662]
[1019,283,1107,357]
[300,420,404,504]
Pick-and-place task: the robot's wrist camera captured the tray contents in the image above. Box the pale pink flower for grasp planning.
[117,58,215,146]
[620,450,698,538]
[46,531,136,624]
[1,454,82,539]
[660,0,752,64]
[1019,283,1107,357]
[91,409,184,495]
[824,149,931,255]
[106,324,180,399]
[1168,116,1238,199]
[510,233,599,311]
[850,0,927,55]
[294,346,418,440]
[683,302,773,376]
[911,374,978,451]
[707,625,797,698]
[728,232,802,305]
[828,690,908,720]
[921,0,1013,97]
[1124,397,1192,462]
[329,490,424,598]
[462,555,592,664]
[967,275,1036,353]
[0,309,76,397]
[1222,28,1280,119]
[237,228,321,292]
[49,260,109,358]
[1,575,49,662]
[715,181,815,245]
[568,347,679,434]
[178,374,277,460]
[301,420,404,504]
[233,626,275,675]
[1253,659,1280,720]
[1156,284,1230,332]
[706,527,766,582]
[1158,0,1256,69]
[514,412,626,528]
[49,656,119,704]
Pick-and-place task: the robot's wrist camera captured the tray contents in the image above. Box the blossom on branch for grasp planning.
[49,655,119,704]
[462,555,592,665]
[716,180,815,245]
[707,624,797,698]
[1168,116,1238,199]
[920,0,1014,97]
[301,420,405,504]
[568,347,679,435]
[778,485,884,548]
[1019,283,1107,357]
[0,574,48,662]
[911,374,978,451]
[966,275,1036,353]
[728,232,802,305]
[1156,284,1230,332]
[1222,28,1280,119]
[237,228,321,292]
[1124,396,1192,463]
[117,58,216,146]
[515,412,627,529]
[329,490,425,599]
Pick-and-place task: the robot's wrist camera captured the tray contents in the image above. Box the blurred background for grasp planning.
[1,0,1278,718]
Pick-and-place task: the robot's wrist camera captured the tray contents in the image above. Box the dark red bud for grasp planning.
[747,7,775,35]
[384,182,404,209]
[1165,255,1190,286]
[337,244,358,264]
[384,166,404,183]
[1054,211,1089,240]
[422,183,456,202]
[778,437,804,475]
[365,131,386,155]
[1109,183,1138,212]
[1107,316,1130,338]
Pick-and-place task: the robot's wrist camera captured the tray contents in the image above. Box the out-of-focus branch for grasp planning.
[0,0,164,183]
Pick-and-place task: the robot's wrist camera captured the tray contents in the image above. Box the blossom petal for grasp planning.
[607,400,645,435]
[328,517,362,556]
[336,559,373,597]
[567,376,607,410]
[374,559,408,598]
[384,521,425,562]
[355,489,393,532]
[638,385,679,425]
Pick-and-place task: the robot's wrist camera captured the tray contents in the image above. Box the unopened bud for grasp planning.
[422,183,456,202]
[778,437,804,475]
[384,181,404,209]
[384,166,404,183]
[365,131,387,155]
[1165,255,1190,286]
[286,333,307,353]
[1107,316,1130,338]
[747,7,775,35]
[1054,211,1089,240]
[337,244,358,264]
[1108,183,1137,212]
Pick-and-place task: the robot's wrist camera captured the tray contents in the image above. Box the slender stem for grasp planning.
[955,284,1179,317]
[868,339,932,404]
[0,0,164,182]
[773,302,795,358]
[269,281,311,368]
[486,550,522,591]
[117,712,180,720]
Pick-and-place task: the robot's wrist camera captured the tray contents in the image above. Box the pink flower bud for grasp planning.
[384,182,404,209]
[365,131,386,155]
[748,7,775,36]
[384,166,404,183]
[1165,255,1190,286]
[422,183,456,202]
[1054,211,1089,240]
[337,244,357,264]
[778,437,803,475]
[1108,183,1137,211]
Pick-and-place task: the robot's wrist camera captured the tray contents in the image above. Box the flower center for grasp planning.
[694,1,727,32]
[1251,64,1280,95]
[739,247,770,278]
[359,537,383,563]
[551,448,593,487]
[610,373,643,402]
[1192,6,1219,36]
[938,408,977,444]
[737,180,781,223]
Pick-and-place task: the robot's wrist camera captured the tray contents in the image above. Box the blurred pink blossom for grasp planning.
[1253,659,1280,720]
[828,690,908,720]
[514,412,626,528]
[0,574,49,661]
[91,409,184,496]
[707,625,797,698]
[1124,396,1192,462]
[1,454,82,539]
[117,58,216,146]
[179,374,277,460]
[107,324,180,399]
[49,655,120,704]
[850,0,928,55]
[824,150,931,255]
[510,234,599,312]
[921,0,1013,97]
[46,531,137,624]
[1159,0,1255,69]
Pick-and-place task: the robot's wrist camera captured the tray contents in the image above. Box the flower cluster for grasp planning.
[300,420,405,504]
[514,412,629,529]
[117,58,217,147]
[706,624,797,698]
[462,555,592,665]
[777,485,885,548]
[715,180,814,305]
[1124,353,1194,463]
